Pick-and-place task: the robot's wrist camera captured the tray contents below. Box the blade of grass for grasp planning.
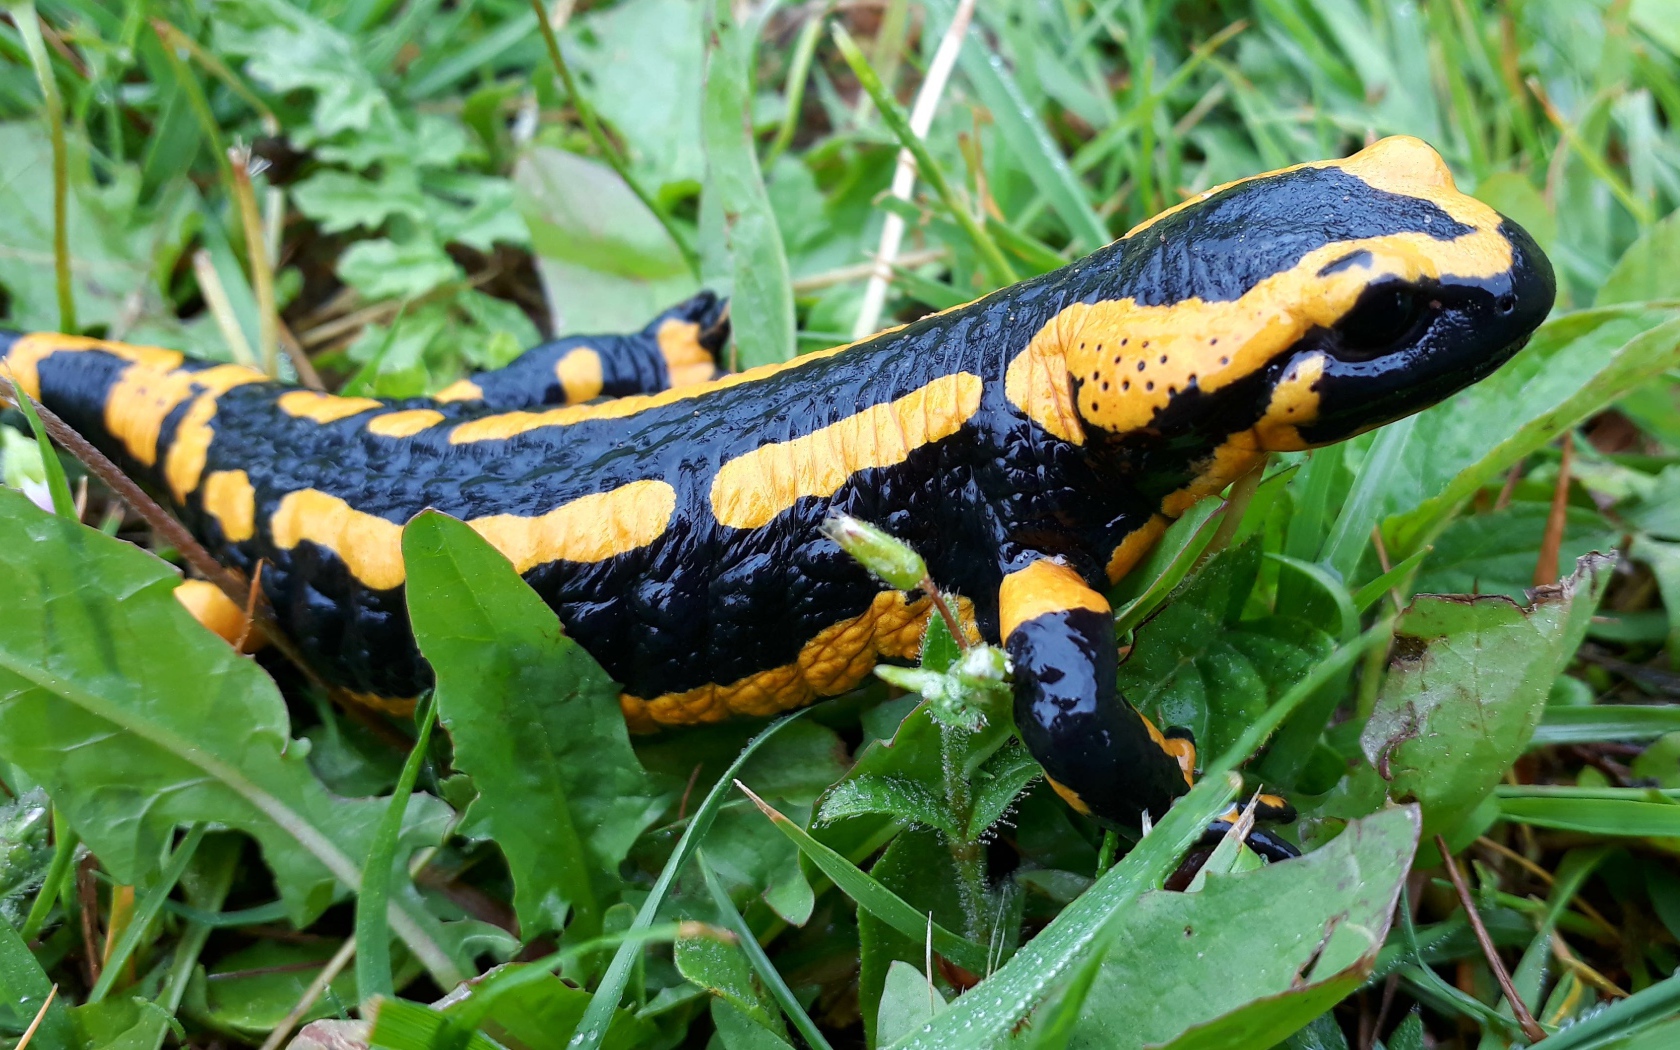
[568,712,806,1050]
[5,381,74,519]
[1531,705,1680,745]
[356,692,437,1005]
[698,850,835,1050]
[87,823,206,1004]
[765,3,830,170]
[1323,416,1417,580]
[885,772,1240,1049]
[19,809,77,941]
[735,781,989,973]
[831,23,1015,289]
[8,0,75,332]
[1536,970,1680,1049]
[1352,548,1428,613]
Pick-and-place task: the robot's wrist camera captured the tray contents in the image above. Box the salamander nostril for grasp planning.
[1496,293,1517,315]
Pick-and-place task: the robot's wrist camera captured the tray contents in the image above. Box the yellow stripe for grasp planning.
[468,479,676,572]
[367,409,445,437]
[277,390,383,423]
[270,479,677,589]
[555,348,604,403]
[202,469,256,542]
[0,334,183,401]
[448,338,872,445]
[657,319,716,388]
[105,363,265,467]
[709,372,984,530]
[998,560,1108,640]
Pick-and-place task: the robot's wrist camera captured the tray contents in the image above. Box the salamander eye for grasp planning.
[1334,284,1428,360]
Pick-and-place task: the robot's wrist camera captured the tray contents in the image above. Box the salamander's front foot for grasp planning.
[1201,792,1301,861]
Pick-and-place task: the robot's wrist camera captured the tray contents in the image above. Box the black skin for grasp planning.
[1,153,1558,855]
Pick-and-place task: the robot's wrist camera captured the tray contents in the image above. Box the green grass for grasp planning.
[2,0,1680,1047]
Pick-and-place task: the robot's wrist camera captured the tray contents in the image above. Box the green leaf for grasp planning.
[1494,786,1680,837]
[514,145,697,335]
[701,0,795,366]
[291,168,429,234]
[819,776,959,838]
[1597,209,1680,306]
[403,511,665,941]
[440,963,656,1050]
[1117,543,1336,758]
[370,997,502,1050]
[183,940,360,1040]
[356,696,436,1004]
[0,912,75,1050]
[336,237,464,301]
[675,931,782,1034]
[1533,706,1680,746]
[883,773,1240,1049]
[1064,806,1420,1049]
[0,489,463,983]
[877,960,946,1047]
[1361,553,1614,837]
[1384,310,1680,552]
[711,1000,797,1050]
[1412,503,1619,601]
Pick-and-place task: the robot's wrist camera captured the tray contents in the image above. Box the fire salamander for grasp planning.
[0,137,1554,847]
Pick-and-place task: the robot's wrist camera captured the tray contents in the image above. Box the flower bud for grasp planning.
[821,514,928,591]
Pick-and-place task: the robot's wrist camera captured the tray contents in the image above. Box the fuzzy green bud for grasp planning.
[821,514,928,591]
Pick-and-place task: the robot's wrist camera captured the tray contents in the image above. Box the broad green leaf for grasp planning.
[336,237,465,301]
[182,940,360,1040]
[857,829,972,1049]
[877,960,946,1047]
[513,145,697,335]
[820,776,958,838]
[1411,503,1618,600]
[700,0,795,366]
[404,511,666,941]
[1361,553,1614,836]
[370,997,502,1050]
[0,912,75,1050]
[1383,310,1680,552]
[214,0,389,140]
[675,932,784,1036]
[1118,543,1336,758]
[291,168,429,234]
[0,490,462,983]
[1065,806,1420,1049]
[440,964,655,1050]
[1597,209,1680,305]
[0,122,192,335]
[712,1000,798,1050]
[568,0,707,187]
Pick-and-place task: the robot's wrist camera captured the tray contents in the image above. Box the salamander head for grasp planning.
[1058,135,1555,451]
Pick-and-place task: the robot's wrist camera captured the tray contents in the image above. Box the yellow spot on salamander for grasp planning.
[202,469,257,542]
[555,348,604,403]
[469,479,675,572]
[657,319,716,388]
[619,591,978,732]
[270,480,677,590]
[173,579,263,652]
[367,409,445,438]
[1105,515,1167,584]
[1044,777,1093,816]
[278,390,384,423]
[709,372,984,530]
[272,490,407,590]
[105,363,266,468]
[999,559,1109,641]
[434,378,483,403]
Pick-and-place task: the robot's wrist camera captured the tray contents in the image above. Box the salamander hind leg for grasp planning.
[433,291,730,409]
[999,558,1298,859]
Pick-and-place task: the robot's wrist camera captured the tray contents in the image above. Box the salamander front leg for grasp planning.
[1000,559,1193,827]
[999,559,1300,860]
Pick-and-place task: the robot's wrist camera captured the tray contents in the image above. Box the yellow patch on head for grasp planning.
[554,348,605,404]
[367,409,445,438]
[1105,515,1168,584]
[202,469,257,542]
[434,378,483,403]
[272,489,407,590]
[657,320,717,388]
[709,372,984,530]
[998,560,1109,640]
[469,479,676,572]
[278,390,384,423]
[619,590,978,732]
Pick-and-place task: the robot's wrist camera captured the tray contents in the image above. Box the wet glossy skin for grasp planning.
[0,137,1555,836]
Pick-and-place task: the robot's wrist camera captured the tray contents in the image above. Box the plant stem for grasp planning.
[939,723,988,946]
[11,0,76,332]
[229,148,281,378]
[525,0,698,276]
